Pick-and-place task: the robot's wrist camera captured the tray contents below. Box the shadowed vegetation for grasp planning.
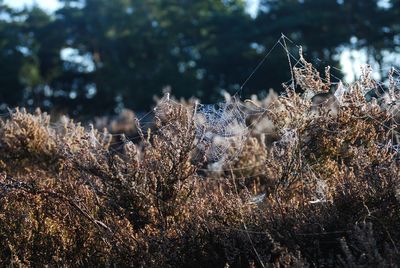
[0,56,399,267]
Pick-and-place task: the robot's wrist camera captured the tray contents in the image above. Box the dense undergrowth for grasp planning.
[0,56,400,267]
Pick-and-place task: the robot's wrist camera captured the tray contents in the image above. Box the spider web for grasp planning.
[193,97,248,165]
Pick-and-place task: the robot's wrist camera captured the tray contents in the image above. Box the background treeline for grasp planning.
[0,0,399,115]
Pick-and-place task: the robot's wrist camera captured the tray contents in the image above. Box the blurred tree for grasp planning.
[0,0,398,115]
[55,0,255,111]
[0,4,29,107]
[21,7,64,108]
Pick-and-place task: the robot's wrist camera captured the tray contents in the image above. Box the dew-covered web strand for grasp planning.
[236,35,285,98]
[279,34,345,86]
[280,33,296,90]
[229,164,266,268]
[193,100,249,165]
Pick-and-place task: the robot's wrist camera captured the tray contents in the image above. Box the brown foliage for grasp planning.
[0,60,399,267]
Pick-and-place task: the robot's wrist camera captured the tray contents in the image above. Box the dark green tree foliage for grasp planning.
[56,0,255,111]
[22,7,65,107]
[0,0,399,115]
[0,5,28,106]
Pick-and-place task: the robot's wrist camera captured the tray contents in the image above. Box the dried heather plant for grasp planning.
[0,55,400,267]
